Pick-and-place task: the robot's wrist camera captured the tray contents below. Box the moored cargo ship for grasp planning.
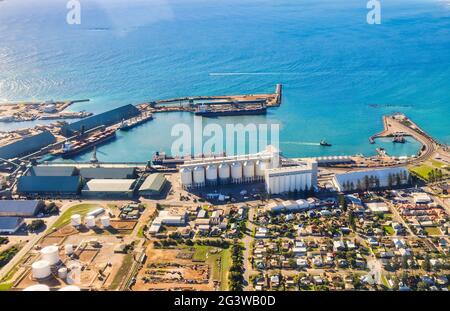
[52,128,117,158]
[152,151,226,167]
[194,104,267,117]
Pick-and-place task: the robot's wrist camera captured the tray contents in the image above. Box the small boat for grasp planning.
[392,134,406,143]
[320,140,332,147]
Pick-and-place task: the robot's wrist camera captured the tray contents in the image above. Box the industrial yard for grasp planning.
[0,108,449,292]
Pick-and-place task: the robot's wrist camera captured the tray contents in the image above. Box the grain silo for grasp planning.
[218,163,230,183]
[71,214,81,227]
[58,285,81,291]
[255,160,267,180]
[64,244,74,255]
[193,166,205,187]
[205,164,218,185]
[23,284,50,291]
[40,245,60,265]
[31,260,51,279]
[231,162,243,183]
[85,215,96,228]
[243,161,255,182]
[58,267,68,279]
[101,215,110,227]
[180,167,193,188]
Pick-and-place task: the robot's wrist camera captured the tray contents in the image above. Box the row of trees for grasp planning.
[340,171,410,192]
[427,168,444,183]
[228,240,245,291]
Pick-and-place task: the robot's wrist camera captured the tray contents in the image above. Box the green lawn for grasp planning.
[430,160,445,168]
[0,282,13,291]
[425,227,442,236]
[50,203,101,230]
[383,225,395,235]
[192,244,231,290]
[110,253,134,290]
[409,165,435,181]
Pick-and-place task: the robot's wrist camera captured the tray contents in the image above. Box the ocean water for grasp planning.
[0,0,449,162]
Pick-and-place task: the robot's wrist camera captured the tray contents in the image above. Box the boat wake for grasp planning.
[281,141,321,146]
[209,72,295,76]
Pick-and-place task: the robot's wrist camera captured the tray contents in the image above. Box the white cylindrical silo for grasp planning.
[65,244,74,255]
[180,167,193,188]
[255,160,267,180]
[41,245,60,265]
[58,285,81,291]
[218,163,230,183]
[58,267,68,279]
[71,214,81,227]
[231,162,243,183]
[32,260,51,279]
[205,164,218,185]
[193,166,205,187]
[101,215,110,227]
[85,215,96,228]
[23,284,50,291]
[243,161,255,182]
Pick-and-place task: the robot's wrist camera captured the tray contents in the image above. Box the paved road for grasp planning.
[243,206,257,290]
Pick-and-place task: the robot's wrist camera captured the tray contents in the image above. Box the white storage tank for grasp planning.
[23,284,50,291]
[85,215,96,228]
[101,215,110,227]
[64,244,74,255]
[218,163,230,182]
[58,267,68,279]
[180,167,193,187]
[231,162,243,182]
[41,245,60,265]
[58,285,81,291]
[255,160,267,179]
[193,166,205,187]
[243,160,255,181]
[32,260,51,279]
[71,214,81,227]
[205,164,218,184]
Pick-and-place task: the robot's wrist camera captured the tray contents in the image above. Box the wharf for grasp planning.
[140,84,282,115]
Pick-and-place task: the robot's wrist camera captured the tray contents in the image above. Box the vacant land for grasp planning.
[50,203,101,230]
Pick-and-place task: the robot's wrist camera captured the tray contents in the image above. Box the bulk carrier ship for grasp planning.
[194,103,267,117]
[52,128,117,158]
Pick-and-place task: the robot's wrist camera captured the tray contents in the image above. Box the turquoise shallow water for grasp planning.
[0,0,449,162]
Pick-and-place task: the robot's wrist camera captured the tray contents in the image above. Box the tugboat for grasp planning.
[320,140,332,147]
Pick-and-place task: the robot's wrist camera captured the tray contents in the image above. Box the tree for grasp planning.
[364,175,370,191]
[395,173,401,186]
[28,220,45,232]
[388,174,393,188]
[421,256,431,272]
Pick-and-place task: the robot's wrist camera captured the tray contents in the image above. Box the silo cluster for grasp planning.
[179,146,280,189]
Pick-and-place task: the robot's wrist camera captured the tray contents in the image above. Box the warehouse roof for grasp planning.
[0,217,24,231]
[139,173,166,193]
[0,131,56,160]
[0,200,42,216]
[17,176,81,194]
[29,166,76,177]
[61,104,140,137]
[83,179,136,192]
[79,167,136,180]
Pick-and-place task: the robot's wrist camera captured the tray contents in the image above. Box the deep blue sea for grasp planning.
[0,0,449,162]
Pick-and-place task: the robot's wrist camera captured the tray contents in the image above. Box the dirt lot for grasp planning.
[133,244,214,291]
